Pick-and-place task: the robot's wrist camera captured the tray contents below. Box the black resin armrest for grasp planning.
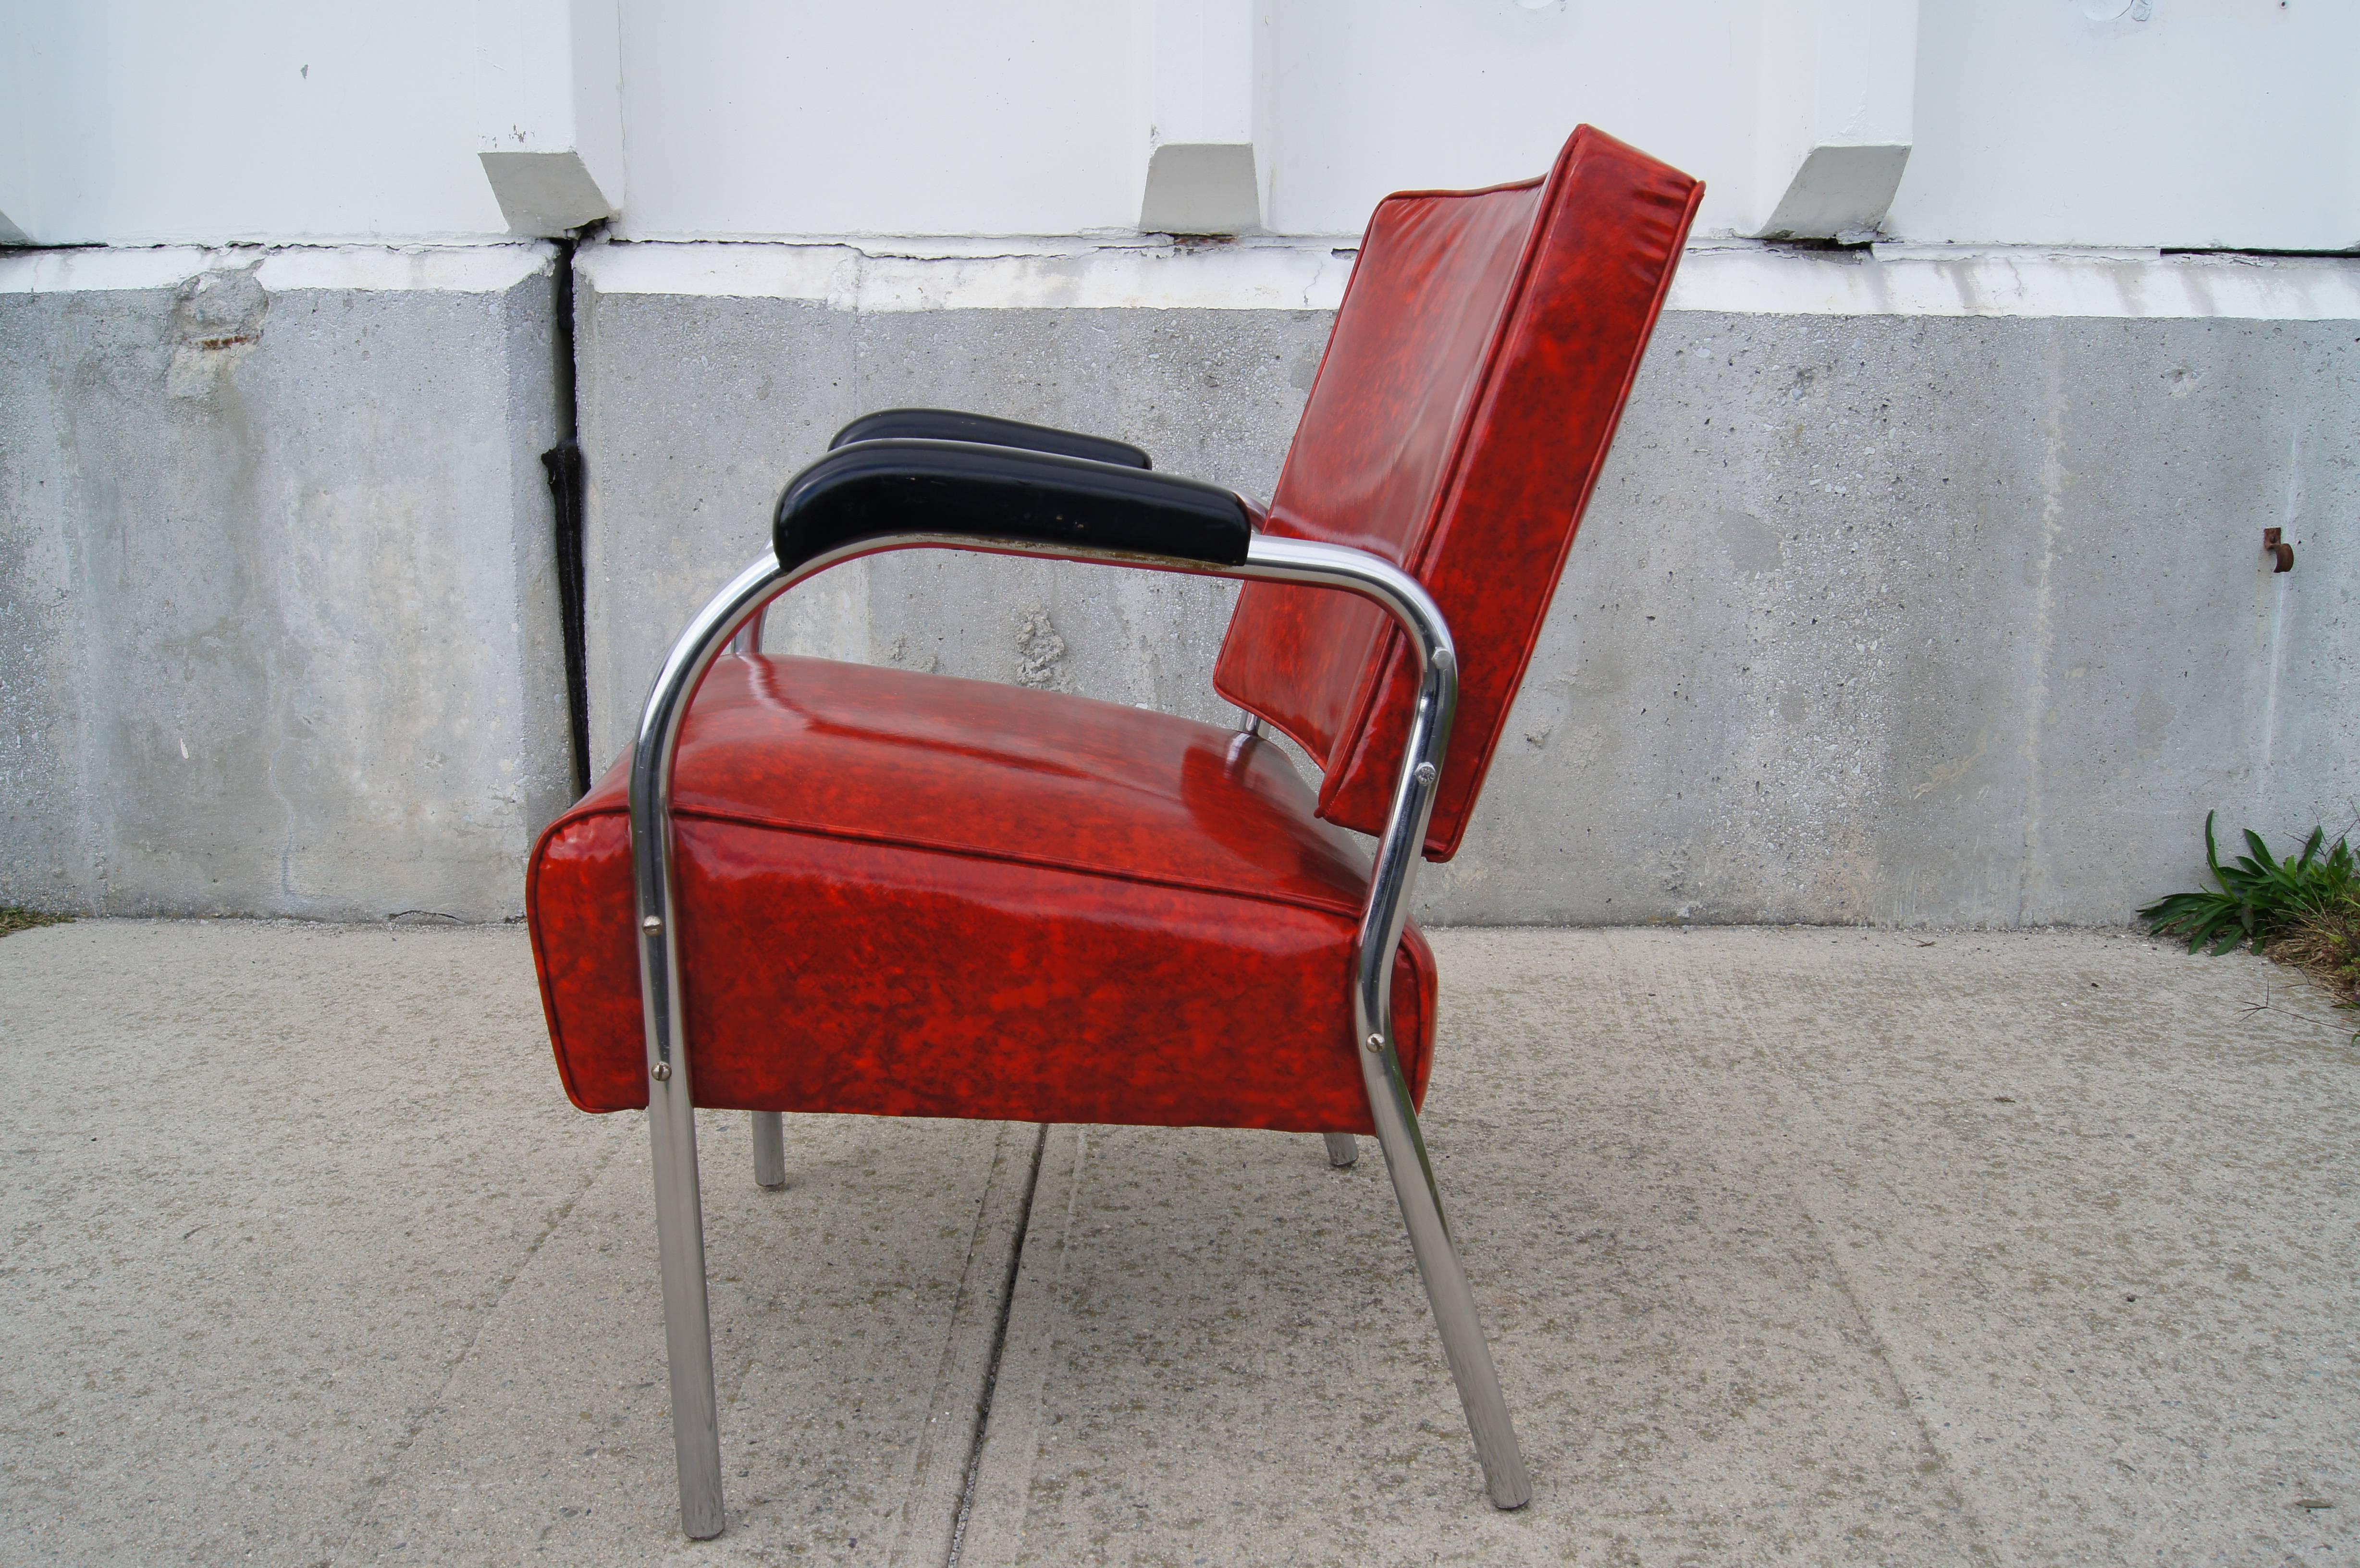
[829,409,1152,470]
[775,439,1252,572]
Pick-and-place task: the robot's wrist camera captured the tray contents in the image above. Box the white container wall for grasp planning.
[5,0,2353,247]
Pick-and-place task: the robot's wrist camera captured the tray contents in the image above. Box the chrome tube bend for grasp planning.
[629,533,1457,1068]
[626,527,1524,1535]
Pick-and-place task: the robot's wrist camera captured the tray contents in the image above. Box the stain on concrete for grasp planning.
[881,632,938,674]
[1012,606,1067,689]
[1717,506,1786,574]
[164,265,269,400]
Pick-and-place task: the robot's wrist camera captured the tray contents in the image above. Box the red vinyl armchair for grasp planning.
[528,127,1701,1537]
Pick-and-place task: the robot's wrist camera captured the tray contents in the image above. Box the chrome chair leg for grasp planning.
[632,555,790,1540]
[648,1081,726,1536]
[1359,1036,1532,1510]
[1321,1131,1359,1168]
[751,1110,787,1189]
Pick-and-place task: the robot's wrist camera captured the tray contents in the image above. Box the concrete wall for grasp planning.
[1451,306,2357,927]
[5,238,2353,927]
[575,241,2360,929]
[0,246,571,920]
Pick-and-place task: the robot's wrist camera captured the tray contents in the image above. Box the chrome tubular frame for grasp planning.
[629,531,1530,1538]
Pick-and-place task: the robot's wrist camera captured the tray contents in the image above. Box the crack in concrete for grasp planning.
[2014,331,2070,926]
[1705,949,2005,1568]
[942,1122,1049,1568]
[323,1114,637,1559]
[1780,1180,2006,1568]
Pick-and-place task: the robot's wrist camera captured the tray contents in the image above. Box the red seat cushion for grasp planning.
[527,655,1435,1132]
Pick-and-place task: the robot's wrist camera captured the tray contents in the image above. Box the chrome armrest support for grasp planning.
[630,532,1455,1095]
[625,530,1468,1536]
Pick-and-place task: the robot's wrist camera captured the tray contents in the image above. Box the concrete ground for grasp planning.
[1,921,2353,1567]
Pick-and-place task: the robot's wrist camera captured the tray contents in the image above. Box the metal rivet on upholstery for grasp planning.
[651,1061,672,1081]
[643,915,664,932]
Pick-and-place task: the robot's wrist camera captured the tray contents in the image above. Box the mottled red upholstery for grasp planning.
[1216,127,1703,858]
[529,656,1433,1131]
[528,125,1698,1132]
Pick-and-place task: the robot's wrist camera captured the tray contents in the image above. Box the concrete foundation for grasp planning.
[0,246,571,920]
[1456,308,2358,927]
[575,249,2359,929]
[4,241,2352,926]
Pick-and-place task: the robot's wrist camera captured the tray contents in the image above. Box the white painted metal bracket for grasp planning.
[0,30,34,245]
[1141,0,1261,235]
[473,0,627,236]
[1748,0,1920,243]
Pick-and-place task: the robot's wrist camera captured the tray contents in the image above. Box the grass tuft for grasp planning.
[2140,811,2360,1031]
[2272,903,2360,1016]
[0,906,73,939]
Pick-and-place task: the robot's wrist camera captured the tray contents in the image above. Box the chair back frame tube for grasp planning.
[627,531,1527,1538]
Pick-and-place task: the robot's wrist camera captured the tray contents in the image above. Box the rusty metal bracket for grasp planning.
[2263,527,2294,573]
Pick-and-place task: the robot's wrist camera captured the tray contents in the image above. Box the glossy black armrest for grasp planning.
[829,409,1151,470]
[775,439,1252,572]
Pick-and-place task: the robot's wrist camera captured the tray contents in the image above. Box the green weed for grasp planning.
[2141,812,2360,1032]
[0,906,72,939]
[2139,812,2353,955]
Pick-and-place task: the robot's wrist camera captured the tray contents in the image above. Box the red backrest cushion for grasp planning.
[1213,127,1702,859]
